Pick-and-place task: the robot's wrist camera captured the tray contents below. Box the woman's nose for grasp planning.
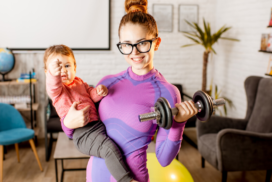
[131,46,139,55]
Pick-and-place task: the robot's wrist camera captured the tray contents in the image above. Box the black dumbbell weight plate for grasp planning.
[155,101,166,128]
[155,97,173,129]
[158,97,173,129]
[193,91,213,121]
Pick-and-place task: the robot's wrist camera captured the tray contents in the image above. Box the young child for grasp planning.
[44,45,136,182]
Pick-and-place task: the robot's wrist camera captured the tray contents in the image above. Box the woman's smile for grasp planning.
[131,56,145,63]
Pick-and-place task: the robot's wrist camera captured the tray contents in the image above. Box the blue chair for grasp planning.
[0,103,43,182]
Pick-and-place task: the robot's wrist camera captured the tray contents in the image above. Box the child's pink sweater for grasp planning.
[46,70,103,122]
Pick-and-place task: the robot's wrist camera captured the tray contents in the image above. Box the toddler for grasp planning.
[44,45,135,182]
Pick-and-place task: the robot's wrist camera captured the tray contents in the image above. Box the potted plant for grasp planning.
[209,82,234,116]
[181,19,239,92]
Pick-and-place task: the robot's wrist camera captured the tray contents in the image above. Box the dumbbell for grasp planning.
[138,90,225,129]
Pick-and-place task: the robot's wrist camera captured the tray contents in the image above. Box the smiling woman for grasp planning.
[61,0,197,182]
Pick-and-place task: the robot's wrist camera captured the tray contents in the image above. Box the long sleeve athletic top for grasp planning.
[62,67,186,182]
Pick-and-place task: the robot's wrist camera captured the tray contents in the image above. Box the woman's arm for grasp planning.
[155,86,197,167]
[155,121,186,167]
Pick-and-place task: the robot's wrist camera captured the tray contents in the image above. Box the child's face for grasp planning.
[119,23,161,75]
[46,54,76,85]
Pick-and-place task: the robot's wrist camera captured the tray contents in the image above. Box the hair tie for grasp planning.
[131,9,140,13]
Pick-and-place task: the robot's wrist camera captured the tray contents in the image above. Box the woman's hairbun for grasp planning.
[125,0,148,14]
[119,0,158,38]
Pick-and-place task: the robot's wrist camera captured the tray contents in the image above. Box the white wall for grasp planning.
[210,0,272,118]
[5,0,272,137]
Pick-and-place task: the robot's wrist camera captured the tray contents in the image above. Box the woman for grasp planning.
[62,0,197,181]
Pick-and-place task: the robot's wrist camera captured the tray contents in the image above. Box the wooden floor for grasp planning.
[2,138,269,182]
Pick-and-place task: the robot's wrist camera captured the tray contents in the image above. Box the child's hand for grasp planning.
[174,101,198,123]
[48,59,62,76]
[96,85,108,96]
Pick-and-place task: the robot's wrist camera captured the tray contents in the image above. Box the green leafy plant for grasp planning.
[181,19,239,91]
[209,83,234,116]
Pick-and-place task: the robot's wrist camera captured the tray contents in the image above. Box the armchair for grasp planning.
[197,76,272,182]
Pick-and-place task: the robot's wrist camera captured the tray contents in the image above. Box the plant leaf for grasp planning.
[219,109,223,116]
[192,22,206,47]
[203,19,212,49]
[181,31,201,39]
[213,26,231,44]
[224,105,227,115]
[209,83,213,96]
[184,20,197,30]
[220,37,240,41]
[183,35,201,44]
[181,44,198,48]
[212,25,226,43]
[211,47,217,54]
[222,97,234,108]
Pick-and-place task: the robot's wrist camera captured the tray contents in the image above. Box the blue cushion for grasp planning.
[0,128,34,145]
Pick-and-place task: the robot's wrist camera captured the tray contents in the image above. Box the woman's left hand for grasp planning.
[63,101,90,129]
[174,101,198,123]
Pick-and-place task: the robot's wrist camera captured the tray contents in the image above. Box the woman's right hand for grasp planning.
[174,101,198,123]
[63,101,90,129]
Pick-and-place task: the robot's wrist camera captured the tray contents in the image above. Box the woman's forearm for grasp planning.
[61,117,74,139]
[155,121,186,166]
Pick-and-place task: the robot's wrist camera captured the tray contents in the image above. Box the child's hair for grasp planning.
[43,44,76,69]
[118,0,158,38]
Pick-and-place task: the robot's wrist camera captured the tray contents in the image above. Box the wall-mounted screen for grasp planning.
[0,0,110,50]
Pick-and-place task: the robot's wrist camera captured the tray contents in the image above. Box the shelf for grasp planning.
[15,103,39,111]
[1,70,39,137]
[259,50,272,53]
[265,73,272,77]
[0,80,37,85]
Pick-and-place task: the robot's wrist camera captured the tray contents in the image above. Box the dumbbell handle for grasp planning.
[139,98,225,122]
[171,98,225,115]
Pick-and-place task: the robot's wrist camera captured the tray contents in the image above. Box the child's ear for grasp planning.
[154,37,161,51]
[74,65,77,72]
[44,69,47,74]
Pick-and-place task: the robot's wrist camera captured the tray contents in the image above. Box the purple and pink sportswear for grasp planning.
[62,67,186,182]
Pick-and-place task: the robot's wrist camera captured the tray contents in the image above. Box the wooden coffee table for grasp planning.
[54,132,89,182]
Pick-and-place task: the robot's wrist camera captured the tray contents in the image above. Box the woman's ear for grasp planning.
[154,37,161,51]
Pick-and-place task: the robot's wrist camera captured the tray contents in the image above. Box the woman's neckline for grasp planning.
[128,67,156,81]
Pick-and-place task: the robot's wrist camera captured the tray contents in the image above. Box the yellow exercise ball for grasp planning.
[147,153,194,182]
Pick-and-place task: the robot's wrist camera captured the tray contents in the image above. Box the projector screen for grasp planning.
[0,0,110,50]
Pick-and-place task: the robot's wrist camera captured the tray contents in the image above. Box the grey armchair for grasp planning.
[197,76,272,182]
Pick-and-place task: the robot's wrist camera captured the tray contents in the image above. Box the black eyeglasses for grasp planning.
[116,38,158,55]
